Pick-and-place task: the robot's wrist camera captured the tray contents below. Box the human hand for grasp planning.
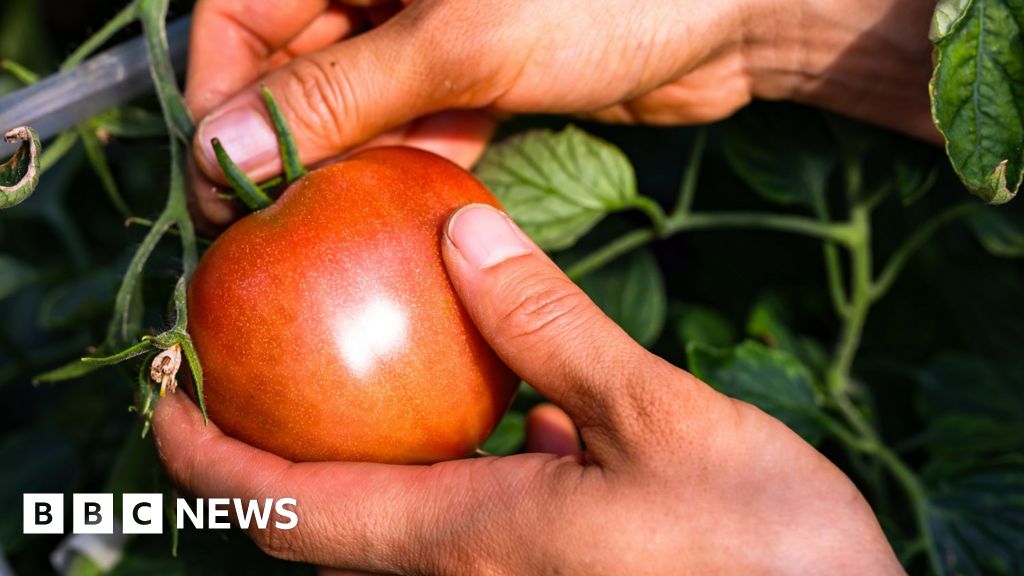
[184,0,939,230]
[154,203,903,574]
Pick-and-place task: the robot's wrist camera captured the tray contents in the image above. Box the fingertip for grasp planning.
[526,404,580,456]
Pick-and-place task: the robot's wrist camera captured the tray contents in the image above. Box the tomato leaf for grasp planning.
[927,464,1024,575]
[930,0,1024,204]
[968,205,1024,257]
[476,125,639,251]
[0,126,41,208]
[917,354,1024,477]
[481,411,526,456]
[745,295,829,380]
[671,303,736,349]
[575,247,666,346]
[687,341,824,444]
[721,103,835,210]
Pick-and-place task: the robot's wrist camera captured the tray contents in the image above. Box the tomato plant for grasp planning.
[1,0,1023,574]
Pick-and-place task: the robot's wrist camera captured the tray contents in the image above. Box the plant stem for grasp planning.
[631,196,669,235]
[61,1,139,70]
[827,202,871,394]
[679,212,854,243]
[871,203,978,301]
[566,228,656,280]
[670,128,707,219]
[565,211,854,281]
[1,58,39,84]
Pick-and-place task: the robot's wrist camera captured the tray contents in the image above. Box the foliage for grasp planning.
[929,0,1024,203]
[0,1,1022,575]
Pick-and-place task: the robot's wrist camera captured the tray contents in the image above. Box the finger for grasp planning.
[525,404,580,456]
[186,0,361,119]
[346,111,494,169]
[192,1,495,183]
[441,204,671,459]
[153,391,526,573]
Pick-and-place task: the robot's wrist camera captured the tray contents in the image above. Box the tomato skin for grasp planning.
[187,147,518,463]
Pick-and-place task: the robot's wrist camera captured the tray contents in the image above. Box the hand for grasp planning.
[154,204,902,574]
[184,0,940,230]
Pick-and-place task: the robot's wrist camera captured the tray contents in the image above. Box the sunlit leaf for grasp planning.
[930,0,1024,203]
[476,125,639,250]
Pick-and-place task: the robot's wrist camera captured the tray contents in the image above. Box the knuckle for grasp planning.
[277,57,354,150]
[497,272,592,345]
[251,524,303,562]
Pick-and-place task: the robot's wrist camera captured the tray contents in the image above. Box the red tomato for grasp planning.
[187,147,518,463]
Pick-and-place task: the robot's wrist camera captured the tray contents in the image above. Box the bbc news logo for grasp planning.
[23,494,298,534]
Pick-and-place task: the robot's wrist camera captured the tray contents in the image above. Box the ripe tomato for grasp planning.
[187,147,518,463]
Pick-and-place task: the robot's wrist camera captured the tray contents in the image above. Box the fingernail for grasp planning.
[446,204,532,268]
[197,104,278,177]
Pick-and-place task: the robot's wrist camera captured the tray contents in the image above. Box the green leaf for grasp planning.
[480,411,526,455]
[0,432,78,553]
[893,153,940,205]
[917,354,1024,475]
[745,295,829,378]
[931,0,974,41]
[721,104,835,210]
[476,125,639,251]
[927,464,1024,575]
[576,247,666,346]
[0,255,36,301]
[671,303,735,348]
[687,341,823,444]
[930,0,1024,203]
[0,126,41,208]
[968,206,1024,257]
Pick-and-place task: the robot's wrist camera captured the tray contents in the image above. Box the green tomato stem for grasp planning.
[262,86,307,184]
[61,1,139,70]
[138,0,193,143]
[1,58,40,84]
[212,138,273,210]
[565,210,855,281]
[670,128,707,219]
[870,203,978,302]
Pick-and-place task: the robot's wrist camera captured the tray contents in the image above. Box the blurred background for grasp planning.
[1,0,1022,574]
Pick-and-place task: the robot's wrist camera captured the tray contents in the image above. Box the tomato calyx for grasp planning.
[213,87,307,212]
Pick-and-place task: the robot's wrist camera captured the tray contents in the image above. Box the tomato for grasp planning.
[187,147,518,463]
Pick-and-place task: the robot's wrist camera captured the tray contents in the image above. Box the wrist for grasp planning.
[742,0,940,143]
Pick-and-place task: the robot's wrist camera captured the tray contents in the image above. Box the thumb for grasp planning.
[442,204,669,459]
[192,3,483,183]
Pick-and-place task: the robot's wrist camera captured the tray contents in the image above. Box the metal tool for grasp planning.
[0,15,191,157]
